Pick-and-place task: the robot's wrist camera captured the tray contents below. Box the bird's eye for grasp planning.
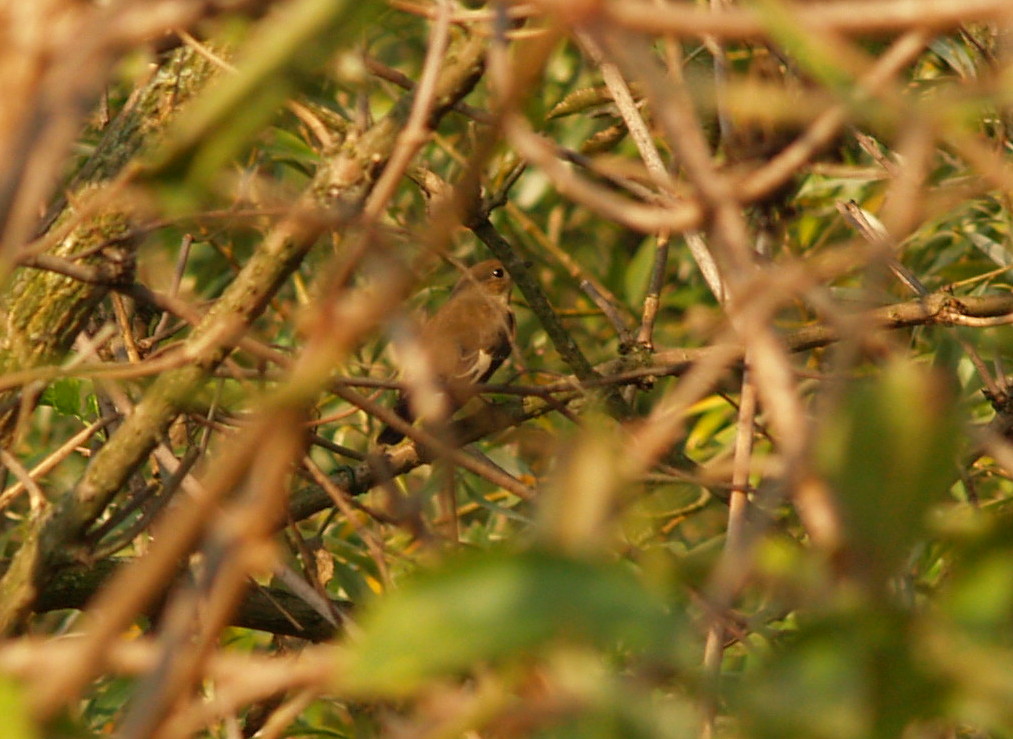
[492,268,504,278]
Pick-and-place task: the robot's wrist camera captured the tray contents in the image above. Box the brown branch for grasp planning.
[469,216,631,419]
[636,233,670,349]
[287,391,567,523]
[331,383,536,500]
[739,29,929,204]
[602,0,1012,39]
[27,558,346,643]
[16,23,492,721]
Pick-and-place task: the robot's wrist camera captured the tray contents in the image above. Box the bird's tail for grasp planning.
[377,396,412,445]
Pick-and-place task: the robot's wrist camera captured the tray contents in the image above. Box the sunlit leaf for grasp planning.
[39,378,82,417]
[0,678,37,739]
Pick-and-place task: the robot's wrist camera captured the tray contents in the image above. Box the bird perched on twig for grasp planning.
[377,259,515,445]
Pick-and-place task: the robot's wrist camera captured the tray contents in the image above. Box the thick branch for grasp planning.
[32,559,346,643]
[0,46,217,446]
[0,25,488,633]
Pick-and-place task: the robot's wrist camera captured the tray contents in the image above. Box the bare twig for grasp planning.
[0,416,115,510]
[603,0,1012,38]
[636,233,670,349]
[580,279,634,346]
[362,0,453,221]
[701,365,758,739]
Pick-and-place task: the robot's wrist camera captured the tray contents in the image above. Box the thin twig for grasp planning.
[580,279,634,346]
[364,56,494,124]
[0,416,116,510]
[302,455,391,586]
[152,233,194,340]
[700,365,758,739]
[636,233,670,349]
[332,382,536,500]
[362,0,453,221]
[0,450,47,514]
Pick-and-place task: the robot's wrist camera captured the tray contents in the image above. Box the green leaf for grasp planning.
[145,0,374,208]
[815,359,962,584]
[39,378,82,417]
[734,608,943,739]
[944,549,1013,633]
[623,237,658,305]
[0,677,39,739]
[548,83,641,120]
[929,36,979,80]
[748,0,854,92]
[966,230,1013,268]
[262,126,321,179]
[341,549,673,696]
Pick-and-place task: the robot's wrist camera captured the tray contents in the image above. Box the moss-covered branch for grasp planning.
[0,47,217,445]
[0,25,488,633]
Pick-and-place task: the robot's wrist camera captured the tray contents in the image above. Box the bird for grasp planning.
[377,259,515,445]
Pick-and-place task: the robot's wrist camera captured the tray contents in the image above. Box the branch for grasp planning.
[0,21,489,634]
[604,0,1011,38]
[470,216,630,419]
[30,558,346,643]
[601,292,1013,381]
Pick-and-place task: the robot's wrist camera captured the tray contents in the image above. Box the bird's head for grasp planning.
[454,259,513,301]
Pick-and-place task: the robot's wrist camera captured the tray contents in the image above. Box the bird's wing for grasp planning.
[424,294,513,385]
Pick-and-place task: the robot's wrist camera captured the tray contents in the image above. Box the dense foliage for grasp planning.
[2,1,1013,737]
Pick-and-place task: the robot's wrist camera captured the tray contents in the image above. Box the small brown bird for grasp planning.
[378,259,515,444]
